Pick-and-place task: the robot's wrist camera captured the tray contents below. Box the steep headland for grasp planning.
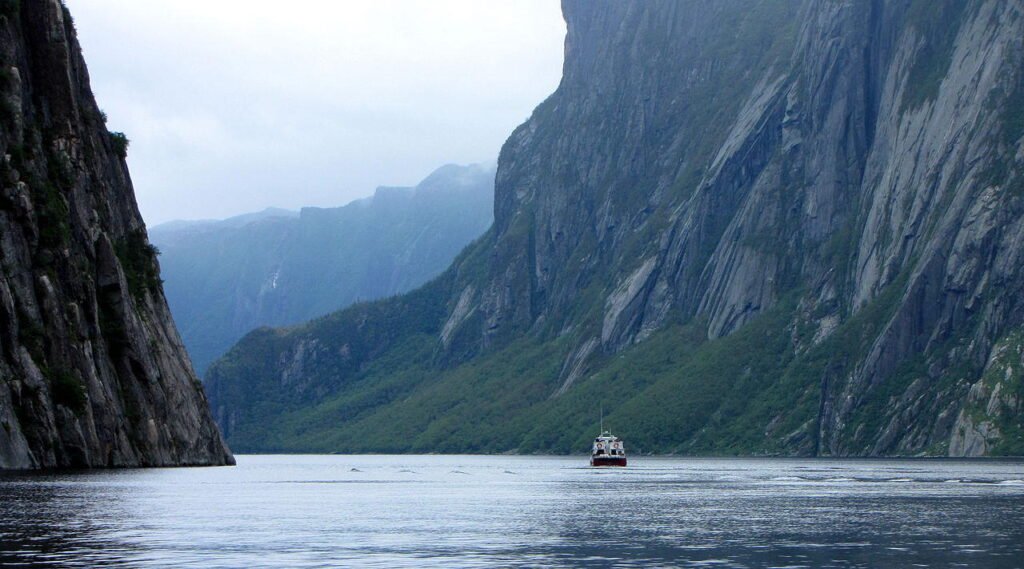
[0,0,232,468]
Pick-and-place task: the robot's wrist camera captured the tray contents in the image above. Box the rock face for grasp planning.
[0,0,232,468]
[207,0,1024,456]
[151,164,494,375]
[949,331,1024,456]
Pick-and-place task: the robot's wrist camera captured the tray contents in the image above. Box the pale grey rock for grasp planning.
[602,257,656,348]
[555,337,599,396]
[441,286,477,350]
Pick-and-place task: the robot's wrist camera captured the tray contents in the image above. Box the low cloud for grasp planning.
[67,0,565,224]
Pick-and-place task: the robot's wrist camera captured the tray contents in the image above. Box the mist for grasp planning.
[65,0,565,224]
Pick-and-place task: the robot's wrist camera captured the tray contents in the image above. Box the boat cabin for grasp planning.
[591,430,627,466]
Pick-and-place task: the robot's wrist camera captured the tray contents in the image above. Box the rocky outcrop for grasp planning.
[0,0,232,468]
[207,0,1024,456]
[950,331,1024,456]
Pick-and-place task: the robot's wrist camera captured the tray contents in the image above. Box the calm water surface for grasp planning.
[1,455,1022,568]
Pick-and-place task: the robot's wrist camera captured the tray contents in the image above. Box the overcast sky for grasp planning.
[65,0,566,225]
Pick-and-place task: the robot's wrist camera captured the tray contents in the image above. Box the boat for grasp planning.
[590,430,627,467]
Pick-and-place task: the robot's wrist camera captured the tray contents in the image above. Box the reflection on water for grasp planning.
[1,456,1022,567]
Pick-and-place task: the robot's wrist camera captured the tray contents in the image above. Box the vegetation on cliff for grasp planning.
[0,0,231,468]
[208,0,1024,457]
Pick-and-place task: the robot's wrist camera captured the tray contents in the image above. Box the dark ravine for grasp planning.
[151,163,494,375]
[0,0,232,468]
[209,0,1024,457]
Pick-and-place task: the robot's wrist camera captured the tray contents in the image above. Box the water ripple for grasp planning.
[1,455,1022,568]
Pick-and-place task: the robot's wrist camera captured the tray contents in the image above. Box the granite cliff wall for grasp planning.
[0,0,232,468]
[208,0,1024,456]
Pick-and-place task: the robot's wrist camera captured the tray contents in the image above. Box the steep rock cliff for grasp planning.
[0,0,232,468]
[207,0,1024,456]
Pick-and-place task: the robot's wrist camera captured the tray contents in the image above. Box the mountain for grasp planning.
[207,0,1024,457]
[150,207,299,243]
[150,164,494,374]
[0,1,231,468]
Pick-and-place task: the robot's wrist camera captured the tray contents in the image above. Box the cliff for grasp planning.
[151,163,493,375]
[0,0,232,468]
[207,0,1024,456]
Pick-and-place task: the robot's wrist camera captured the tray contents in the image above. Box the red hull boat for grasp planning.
[590,455,627,467]
[590,430,627,467]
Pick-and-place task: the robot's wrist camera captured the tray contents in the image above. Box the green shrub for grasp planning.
[0,98,18,130]
[0,66,14,91]
[901,0,969,112]
[17,307,46,364]
[0,0,19,19]
[109,131,129,159]
[33,182,71,251]
[50,368,88,414]
[115,229,162,301]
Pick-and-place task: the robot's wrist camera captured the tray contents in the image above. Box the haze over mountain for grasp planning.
[63,0,564,224]
[0,0,231,468]
[150,164,494,374]
[207,0,1024,457]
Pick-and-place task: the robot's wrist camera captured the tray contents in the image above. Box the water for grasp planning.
[1,456,1022,568]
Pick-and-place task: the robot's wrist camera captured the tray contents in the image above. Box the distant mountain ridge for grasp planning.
[151,164,494,374]
[151,208,299,240]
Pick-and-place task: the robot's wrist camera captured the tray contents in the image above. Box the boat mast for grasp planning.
[600,403,604,434]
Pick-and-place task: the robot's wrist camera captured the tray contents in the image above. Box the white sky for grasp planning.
[65,0,566,225]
